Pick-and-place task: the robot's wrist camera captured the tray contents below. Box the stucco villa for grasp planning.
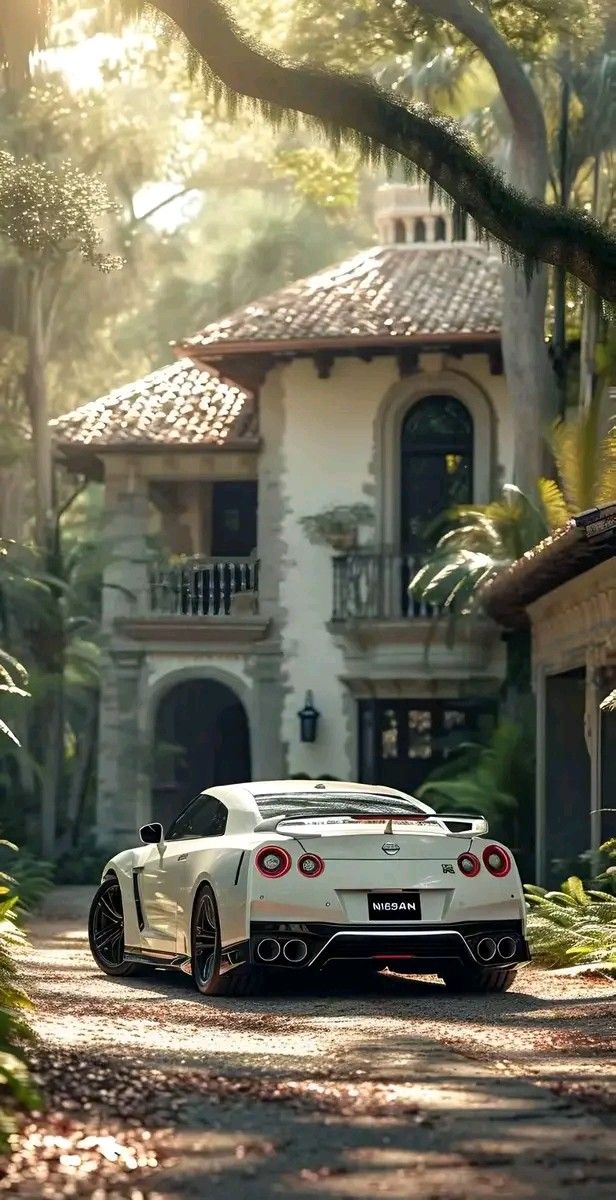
[485,504,616,886]
[52,183,514,847]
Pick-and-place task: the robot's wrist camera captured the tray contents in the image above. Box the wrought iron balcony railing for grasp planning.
[149,557,259,617]
[332,551,440,621]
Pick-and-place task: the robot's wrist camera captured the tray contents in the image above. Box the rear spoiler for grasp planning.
[254,811,488,837]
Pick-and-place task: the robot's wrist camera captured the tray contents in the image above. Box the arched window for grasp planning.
[414,217,426,242]
[434,216,447,241]
[393,218,406,244]
[400,395,473,557]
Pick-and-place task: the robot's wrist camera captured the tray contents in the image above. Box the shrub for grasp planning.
[526,841,616,974]
[0,843,54,913]
[0,892,38,1150]
[55,841,117,885]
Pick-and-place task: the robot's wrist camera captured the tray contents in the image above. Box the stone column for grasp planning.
[251,371,287,780]
[248,647,285,780]
[97,648,148,847]
[96,459,152,847]
[533,664,547,885]
[101,461,151,629]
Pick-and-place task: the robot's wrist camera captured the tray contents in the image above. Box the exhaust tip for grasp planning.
[257,938,281,963]
[282,938,308,964]
[476,936,497,963]
[497,936,517,961]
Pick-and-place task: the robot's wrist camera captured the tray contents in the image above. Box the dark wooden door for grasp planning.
[359,698,496,795]
[400,396,473,557]
[211,481,257,557]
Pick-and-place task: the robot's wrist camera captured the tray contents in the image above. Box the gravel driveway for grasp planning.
[5,886,616,1199]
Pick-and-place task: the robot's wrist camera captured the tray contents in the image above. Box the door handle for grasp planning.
[178,853,188,862]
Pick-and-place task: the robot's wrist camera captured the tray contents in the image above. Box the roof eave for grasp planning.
[180,330,502,362]
[484,507,616,628]
[55,437,260,460]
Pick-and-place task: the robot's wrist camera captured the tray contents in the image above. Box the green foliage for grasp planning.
[0,883,38,1150]
[0,841,54,912]
[273,147,360,212]
[55,842,116,886]
[0,149,123,271]
[411,393,616,617]
[410,485,551,615]
[418,715,535,876]
[526,842,616,974]
[0,644,30,751]
[300,503,375,546]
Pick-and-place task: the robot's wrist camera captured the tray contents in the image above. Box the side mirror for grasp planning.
[139,821,164,845]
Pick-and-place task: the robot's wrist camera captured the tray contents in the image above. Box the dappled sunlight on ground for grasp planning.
[6,895,615,1198]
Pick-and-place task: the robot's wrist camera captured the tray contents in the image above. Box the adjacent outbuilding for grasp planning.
[484,504,616,885]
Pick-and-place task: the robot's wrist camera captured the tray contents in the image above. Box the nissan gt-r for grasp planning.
[88,780,530,995]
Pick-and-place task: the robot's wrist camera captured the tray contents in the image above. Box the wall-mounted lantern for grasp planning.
[298,690,320,743]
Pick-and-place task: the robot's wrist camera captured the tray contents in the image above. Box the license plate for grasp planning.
[368,892,422,920]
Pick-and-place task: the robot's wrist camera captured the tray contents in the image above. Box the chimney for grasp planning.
[374,182,471,245]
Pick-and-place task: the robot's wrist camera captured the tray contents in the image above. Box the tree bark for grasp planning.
[39,680,63,859]
[404,0,560,489]
[24,269,54,553]
[143,0,616,299]
[57,688,98,853]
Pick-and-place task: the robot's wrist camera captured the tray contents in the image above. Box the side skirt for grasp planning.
[124,940,250,977]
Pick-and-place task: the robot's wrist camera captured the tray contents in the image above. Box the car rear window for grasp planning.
[255,792,430,819]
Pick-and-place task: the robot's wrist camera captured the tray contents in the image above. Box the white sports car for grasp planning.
[88,780,530,995]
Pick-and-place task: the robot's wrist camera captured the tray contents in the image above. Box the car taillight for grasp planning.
[255,846,292,878]
[298,853,325,878]
[483,845,511,877]
[457,852,481,877]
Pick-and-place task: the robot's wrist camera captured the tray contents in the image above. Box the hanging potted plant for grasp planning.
[299,503,374,550]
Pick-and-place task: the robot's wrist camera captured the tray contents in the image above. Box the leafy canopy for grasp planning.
[0,149,123,270]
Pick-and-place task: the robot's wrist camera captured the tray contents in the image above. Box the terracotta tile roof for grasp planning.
[183,243,503,357]
[51,359,257,450]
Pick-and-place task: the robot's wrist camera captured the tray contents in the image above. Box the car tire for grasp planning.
[440,965,516,994]
[88,876,141,977]
[190,883,267,997]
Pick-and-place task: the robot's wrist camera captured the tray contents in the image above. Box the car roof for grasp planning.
[204,779,432,814]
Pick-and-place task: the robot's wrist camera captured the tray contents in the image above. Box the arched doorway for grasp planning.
[152,679,251,831]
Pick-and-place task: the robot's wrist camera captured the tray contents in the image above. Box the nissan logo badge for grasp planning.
[382,842,400,856]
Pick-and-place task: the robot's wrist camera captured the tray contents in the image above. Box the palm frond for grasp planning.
[537,477,570,529]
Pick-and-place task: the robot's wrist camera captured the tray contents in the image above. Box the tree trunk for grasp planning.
[502,267,559,490]
[40,680,63,859]
[501,137,560,491]
[24,270,54,554]
[57,689,98,853]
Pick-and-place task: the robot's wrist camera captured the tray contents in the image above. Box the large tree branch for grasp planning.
[146,0,615,299]
[1,1,615,297]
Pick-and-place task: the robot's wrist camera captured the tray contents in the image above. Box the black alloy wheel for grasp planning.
[88,876,139,977]
[190,884,267,997]
[192,885,220,993]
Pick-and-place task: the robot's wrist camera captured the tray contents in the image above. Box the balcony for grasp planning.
[115,556,267,648]
[149,556,259,617]
[332,551,439,622]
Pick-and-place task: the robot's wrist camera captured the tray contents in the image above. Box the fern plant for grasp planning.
[0,890,39,1150]
[0,841,54,913]
[525,841,616,975]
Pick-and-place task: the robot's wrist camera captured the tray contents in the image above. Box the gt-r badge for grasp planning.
[442,863,454,874]
[382,842,400,855]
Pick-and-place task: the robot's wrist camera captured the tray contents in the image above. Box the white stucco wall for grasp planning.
[277,357,394,777]
[264,351,513,780]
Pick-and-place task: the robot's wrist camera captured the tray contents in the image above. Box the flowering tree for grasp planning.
[0,150,122,552]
